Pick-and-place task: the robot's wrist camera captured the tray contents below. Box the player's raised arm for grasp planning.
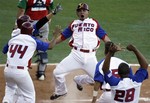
[48,25,62,49]
[33,3,63,35]
[126,44,148,69]
[102,43,116,73]
[102,43,122,74]
[37,3,62,29]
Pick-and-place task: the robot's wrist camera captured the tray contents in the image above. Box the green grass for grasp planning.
[0,0,150,64]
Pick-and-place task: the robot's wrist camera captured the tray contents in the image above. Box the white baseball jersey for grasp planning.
[53,17,108,95]
[94,57,133,103]
[62,18,107,50]
[2,34,49,103]
[6,34,49,67]
[104,66,148,103]
[94,57,132,90]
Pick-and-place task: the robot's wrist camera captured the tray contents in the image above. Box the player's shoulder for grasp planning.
[11,28,20,37]
[91,18,97,21]
[13,34,34,40]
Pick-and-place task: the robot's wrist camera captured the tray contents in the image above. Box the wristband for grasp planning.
[93,91,98,97]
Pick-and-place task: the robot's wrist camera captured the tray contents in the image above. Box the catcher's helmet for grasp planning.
[17,15,31,29]
[76,3,89,11]
[21,22,33,35]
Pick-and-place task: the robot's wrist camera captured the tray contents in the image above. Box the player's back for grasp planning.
[7,34,36,67]
[99,57,130,90]
[111,78,142,103]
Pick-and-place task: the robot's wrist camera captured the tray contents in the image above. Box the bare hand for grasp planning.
[126,44,137,51]
[109,43,123,53]
[52,25,62,38]
[116,43,126,51]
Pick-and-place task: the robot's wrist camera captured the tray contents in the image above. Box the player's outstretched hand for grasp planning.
[109,44,117,53]
[52,25,62,38]
[52,3,63,15]
[109,43,122,53]
[126,44,137,52]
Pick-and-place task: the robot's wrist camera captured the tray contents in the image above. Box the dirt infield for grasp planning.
[0,65,150,103]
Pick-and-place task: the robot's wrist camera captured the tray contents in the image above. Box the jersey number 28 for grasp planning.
[114,88,135,102]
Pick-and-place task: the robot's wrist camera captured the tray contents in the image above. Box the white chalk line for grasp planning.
[38,97,150,102]
[0,63,150,67]
[1,63,150,102]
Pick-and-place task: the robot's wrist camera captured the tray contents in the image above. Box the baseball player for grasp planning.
[101,43,148,103]
[15,0,55,80]
[2,5,62,102]
[91,42,133,103]
[2,21,60,103]
[73,42,133,103]
[50,3,111,100]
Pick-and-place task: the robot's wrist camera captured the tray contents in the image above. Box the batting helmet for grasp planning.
[76,3,89,11]
[17,15,31,29]
[21,22,33,35]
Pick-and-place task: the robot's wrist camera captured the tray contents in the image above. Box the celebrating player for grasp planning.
[73,42,133,103]
[101,43,148,103]
[50,3,111,100]
[91,42,133,103]
[2,21,61,103]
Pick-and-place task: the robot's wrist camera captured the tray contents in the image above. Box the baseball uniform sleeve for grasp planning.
[92,19,107,40]
[94,59,104,82]
[61,27,73,39]
[32,36,49,51]
[131,68,148,82]
[2,43,9,54]
[94,68,104,82]
[104,71,120,86]
[96,25,107,40]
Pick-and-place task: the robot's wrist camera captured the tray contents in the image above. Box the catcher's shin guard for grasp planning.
[35,51,48,80]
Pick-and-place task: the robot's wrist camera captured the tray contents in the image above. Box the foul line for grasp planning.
[1,63,150,102]
[0,63,150,67]
[38,97,150,102]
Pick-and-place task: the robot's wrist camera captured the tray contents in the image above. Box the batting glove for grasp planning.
[52,3,63,15]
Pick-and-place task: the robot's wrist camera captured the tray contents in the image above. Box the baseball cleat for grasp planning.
[74,76,83,91]
[38,75,45,81]
[2,100,9,103]
[50,93,67,100]
[76,83,83,91]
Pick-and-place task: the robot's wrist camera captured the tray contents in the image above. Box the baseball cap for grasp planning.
[17,15,33,29]
[76,3,89,11]
[21,21,33,35]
